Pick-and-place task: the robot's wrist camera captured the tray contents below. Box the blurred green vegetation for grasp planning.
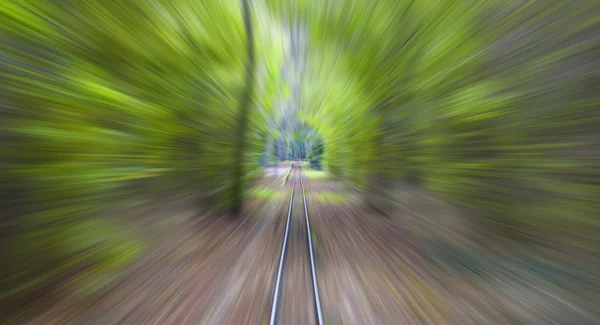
[308,139,324,170]
[0,0,285,305]
[304,170,329,180]
[1,0,598,311]
[313,192,345,204]
[267,0,599,251]
[249,187,284,200]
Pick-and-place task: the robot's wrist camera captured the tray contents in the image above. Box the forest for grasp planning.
[1,0,598,324]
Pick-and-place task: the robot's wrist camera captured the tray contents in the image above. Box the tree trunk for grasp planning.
[231,0,255,216]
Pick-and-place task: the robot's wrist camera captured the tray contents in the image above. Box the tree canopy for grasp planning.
[268,0,599,247]
[1,0,598,306]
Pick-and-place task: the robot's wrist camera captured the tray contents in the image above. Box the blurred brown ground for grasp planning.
[8,171,598,325]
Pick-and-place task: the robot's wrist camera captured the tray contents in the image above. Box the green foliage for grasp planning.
[313,192,346,204]
[308,138,324,170]
[1,0,599,309]
[1,0,285,302]
[304,170,329,180]
[267,0,600,249]
[248,187,283,200]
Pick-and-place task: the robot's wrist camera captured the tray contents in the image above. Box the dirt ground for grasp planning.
[8,173,598,325]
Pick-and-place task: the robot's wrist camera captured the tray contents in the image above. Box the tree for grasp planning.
[0,0,286,303]
[232,0,257,216]
[266,0,599,248]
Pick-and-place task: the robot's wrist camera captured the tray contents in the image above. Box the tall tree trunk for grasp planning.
[231,0,255,216]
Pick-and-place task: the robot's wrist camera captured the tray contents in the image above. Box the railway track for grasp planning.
[269,166,323,325]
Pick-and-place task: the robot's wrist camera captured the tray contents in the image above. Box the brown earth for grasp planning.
[9,171,598,325]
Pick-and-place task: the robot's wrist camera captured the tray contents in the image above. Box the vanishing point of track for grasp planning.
[269,165,323,325]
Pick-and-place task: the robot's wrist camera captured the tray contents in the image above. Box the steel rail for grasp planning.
[269,169,295,325]
[300,173,324,325]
